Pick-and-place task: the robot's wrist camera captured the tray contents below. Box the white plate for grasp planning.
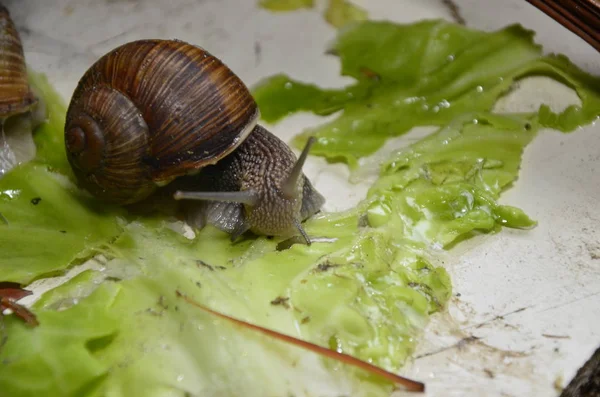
[6,1,600,396]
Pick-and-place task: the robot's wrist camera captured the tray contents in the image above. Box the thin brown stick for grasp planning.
[0,283,32,301]
[0,297,39,327]
[176,291,425,392]
[525,0,600,52]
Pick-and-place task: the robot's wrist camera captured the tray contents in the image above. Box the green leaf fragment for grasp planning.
[252,20,600,166]
[27,71,72,177]
[367,114,538,247]
[325,0,368,29]
[0,164,124,284]
[0,283,120,397]
[258,0,314,12]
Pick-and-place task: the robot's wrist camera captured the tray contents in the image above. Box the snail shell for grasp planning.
[64,39,259,205]
[0,3,45,179]
[0,4,37,119]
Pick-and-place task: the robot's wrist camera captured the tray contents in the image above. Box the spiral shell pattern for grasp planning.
[65,39,259,205]
[0,4,37,119]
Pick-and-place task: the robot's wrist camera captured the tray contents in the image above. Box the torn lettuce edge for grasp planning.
[1,213,447,397]
[251,21,600,166]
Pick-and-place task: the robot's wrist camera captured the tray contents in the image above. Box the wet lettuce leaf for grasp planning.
[0,108,535,397]
[1,213,448,397]
[367,113,538,248]
[252,20,600,167]
[1,18,597,397]
[325,0,368,28]
[26,72,73,176]
[258,0,314,12]
[0,283,120,397]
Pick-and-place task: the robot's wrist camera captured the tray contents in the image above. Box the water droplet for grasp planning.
[284,82,293,89]
[177,374,184,382]
[351,120,361,130]
[476,85,483,93]
[1,189,20,199]
[403,96,421,104]
[439,99,450,108]
[422,104,429,111]
[432,105,440,113]
[446,54,455,62]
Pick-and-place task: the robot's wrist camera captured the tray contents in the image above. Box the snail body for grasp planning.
[64,39,325,243]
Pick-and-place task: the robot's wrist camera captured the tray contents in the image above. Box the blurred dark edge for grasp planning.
[525,0,600,52]
[560,345,600,397]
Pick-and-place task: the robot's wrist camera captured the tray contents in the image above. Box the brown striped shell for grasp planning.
[64,39,259,205]
[0,4,37,119]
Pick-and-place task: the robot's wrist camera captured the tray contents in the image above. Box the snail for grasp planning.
[64,39,325,244]
[0,3,46,177]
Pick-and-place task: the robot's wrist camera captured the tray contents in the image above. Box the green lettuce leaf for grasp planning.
[367,113,538,248]
[258,0,314,12]
[1,18,596,397]
[0,283,120,397]
[26,72,73,176]
[0,110,538,397]
[325,0,368,28]
[258,0,368,29]
[252,20,600,166]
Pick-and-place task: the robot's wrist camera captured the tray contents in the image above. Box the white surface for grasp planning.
[6,0,600,396]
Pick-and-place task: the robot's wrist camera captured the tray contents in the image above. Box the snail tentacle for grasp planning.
[173,190,258,205]
[281,136,317,199]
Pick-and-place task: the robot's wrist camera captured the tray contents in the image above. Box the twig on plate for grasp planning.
[441,0,466,25]
[0,297,39,327]
[176,290,426,393]
[542,333,571,339]
[0,284,39,327]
